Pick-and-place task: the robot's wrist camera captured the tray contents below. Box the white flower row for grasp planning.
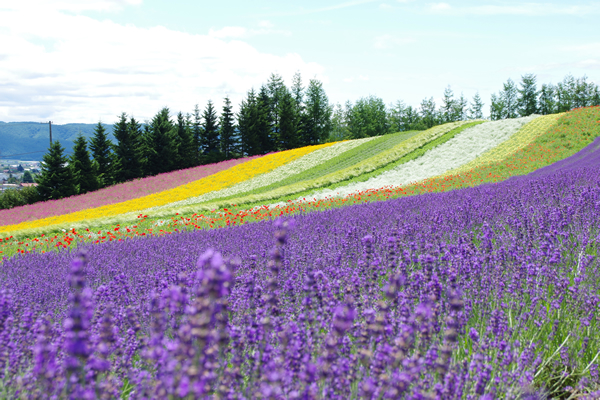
[296,116,539,202]
[150,137,377,210]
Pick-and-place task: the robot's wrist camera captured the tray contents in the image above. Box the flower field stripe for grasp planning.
[269,130,422,186]
[154,121,473,214]
[150,137,376,210]
[0,155,265,227]
[0,143,334,236]
[438,113,561,178]
[2,146,600,396]
[303,116,538,201]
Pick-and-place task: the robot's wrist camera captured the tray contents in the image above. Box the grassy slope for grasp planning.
[2,108,600,259]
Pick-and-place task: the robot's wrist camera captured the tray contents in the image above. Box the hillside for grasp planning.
[0,121,115,161]
[0,107,599,398]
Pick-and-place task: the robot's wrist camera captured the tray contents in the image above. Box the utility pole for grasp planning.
[49,121,53,146]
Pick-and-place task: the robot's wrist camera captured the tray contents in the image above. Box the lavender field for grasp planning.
[1,138,600,398]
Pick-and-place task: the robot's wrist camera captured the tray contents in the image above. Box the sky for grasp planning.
[0,0,599,124]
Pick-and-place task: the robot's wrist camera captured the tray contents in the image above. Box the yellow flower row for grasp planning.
[0,143,335,235]
[439,114,561,177]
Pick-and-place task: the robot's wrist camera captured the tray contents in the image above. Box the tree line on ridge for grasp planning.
[0,72,598,209]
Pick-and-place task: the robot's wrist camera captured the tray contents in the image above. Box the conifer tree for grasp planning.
[70,134,97,194]
[303,78,332,144]
[22,170,34,183]
[113,113,143,183]
[469,92,484,119]
[517,74,539,116]
[174,111,195,169]
[452,93,468,121]
[237,89,260,156]
[290,71,307,144]
[37,141,76,200]
[192,104,204,165]
[267,73,286,147]
[202,100,220,163]
[146,107,176,175]
[127,117,144,177]
[501,78,519,118]
[490,93,506,120]
[538,84,556,115]
[219,96,238,159]
[419,97,438,128]
[257,85,275,153]
[89,122,114,188]
[441,86,456,122]
[278,89,300,150]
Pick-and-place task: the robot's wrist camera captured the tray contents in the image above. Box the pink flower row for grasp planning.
[0,155,264,227]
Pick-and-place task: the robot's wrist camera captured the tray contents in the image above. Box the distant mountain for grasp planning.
[0,122,116,161]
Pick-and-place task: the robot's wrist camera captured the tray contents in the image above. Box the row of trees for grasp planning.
[330,73,600,141]
[26,72,600,203]
[490,74,600,119]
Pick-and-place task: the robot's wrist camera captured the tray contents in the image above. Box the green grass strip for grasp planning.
[158,120,477,213]
[199,130,420,203]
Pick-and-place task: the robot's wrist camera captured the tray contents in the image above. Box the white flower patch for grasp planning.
[302,116,539,201]
[150,137,377,210]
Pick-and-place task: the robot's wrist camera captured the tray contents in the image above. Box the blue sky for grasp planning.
[0,0,598,123]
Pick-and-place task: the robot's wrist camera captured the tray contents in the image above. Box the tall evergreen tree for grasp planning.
[278,89,300,150]
[37,141,76,200]
[290,71,306,145]
[70,134,97,194]
[202,100,220,162]
[500,78,518,118]
[303,78,332,144]
[192,104,204,165]
[573,76,592,108]
[219,96,238,159]
[257,86,275,153]
[89,121,114,188]
[113,113,143,183]
[441,86,456,122]
[469,92,484,119]
[22,170,34,183]
[146,107,176,175]
[127,117,144,177]
[490,93,505,120]
[237,89,261,156]
[419,97,438,128]
[517,74,539,116]
[452,93,468,121]
[404,106,425,130]
[266,73,286,147]
[538,84,556,115]
[174,111,195,169]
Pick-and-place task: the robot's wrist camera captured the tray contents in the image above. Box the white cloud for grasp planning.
[0,7,324,123]
[379,3,393,9]
[209,26,248,39]
[374,34,415,49]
